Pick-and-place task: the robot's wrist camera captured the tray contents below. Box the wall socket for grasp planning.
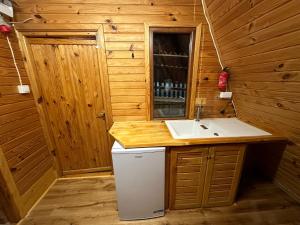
[219,92,232,99]
[17,85,30,94]
[196,97,207,105]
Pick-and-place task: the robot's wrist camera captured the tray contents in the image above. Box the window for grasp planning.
[150,27,195,119]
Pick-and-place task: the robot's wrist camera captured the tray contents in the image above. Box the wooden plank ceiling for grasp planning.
[206,0,300,200]
[13,0,235,121]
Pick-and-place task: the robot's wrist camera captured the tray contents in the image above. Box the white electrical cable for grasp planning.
[201,0,238,117]
[201,0,224,69]
[6,35,23,86]
[9,18,33,24]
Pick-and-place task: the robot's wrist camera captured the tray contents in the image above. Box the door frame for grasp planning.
[15,26,113,176]
[144,23,202,120]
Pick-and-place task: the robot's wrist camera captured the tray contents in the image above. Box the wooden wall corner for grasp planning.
[20,167,57,216]
[0,149,22,222]
[0,148,57,222]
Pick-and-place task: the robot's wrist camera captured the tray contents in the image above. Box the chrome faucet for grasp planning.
[195,105,203,122]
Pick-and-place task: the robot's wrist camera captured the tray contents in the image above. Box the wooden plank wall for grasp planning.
[13,0,235,121]
[0,32,53,194]
[205,0,300,200]
[0,31,56,220]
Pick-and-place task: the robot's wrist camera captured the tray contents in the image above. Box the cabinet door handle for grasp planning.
[207,154,215,160]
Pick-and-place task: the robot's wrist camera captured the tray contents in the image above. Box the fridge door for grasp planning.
[112,148,165,220]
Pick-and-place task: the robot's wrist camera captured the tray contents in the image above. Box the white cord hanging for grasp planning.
[6,35,23,86]
[201,0,238,117]
[201,0,224,69]
[4,17,33,93]
[9,18,33,24]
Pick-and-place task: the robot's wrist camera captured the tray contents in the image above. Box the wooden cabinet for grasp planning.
[169,144,246,209]
[169,146,209,209]
[202,145,246,207]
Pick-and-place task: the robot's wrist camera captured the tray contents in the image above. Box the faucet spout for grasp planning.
[195,105,202,122]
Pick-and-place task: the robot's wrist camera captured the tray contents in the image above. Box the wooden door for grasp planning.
[202,144,246,207]
[169,146,208,209]
[27,38,111,175]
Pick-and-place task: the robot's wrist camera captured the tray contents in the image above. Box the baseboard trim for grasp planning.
[20,167,57,215]
[17,167,57,225]
[60,171,113,180]
[62,166,112,176]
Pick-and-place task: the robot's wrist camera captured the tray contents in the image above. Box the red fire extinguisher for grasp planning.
[218,67,230,91]
[0,15,12,34]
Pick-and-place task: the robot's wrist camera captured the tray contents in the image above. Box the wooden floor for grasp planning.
[19,176,300,225]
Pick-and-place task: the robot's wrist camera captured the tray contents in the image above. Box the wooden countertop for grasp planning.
[109,121,287,149]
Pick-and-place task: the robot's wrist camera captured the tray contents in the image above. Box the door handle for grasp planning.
[96,111,106,119]
[207,154,215,160]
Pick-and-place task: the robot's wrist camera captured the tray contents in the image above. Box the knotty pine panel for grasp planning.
[207,0,300,200]
[14,0,234,121]
[170,146,209,209]
[202,145,245,207]
[0,33,53,195]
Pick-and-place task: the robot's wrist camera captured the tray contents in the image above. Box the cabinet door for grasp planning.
[169,146,208,209]
[202,144,246,207]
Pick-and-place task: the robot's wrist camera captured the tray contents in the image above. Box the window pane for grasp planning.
[153,32,191,119]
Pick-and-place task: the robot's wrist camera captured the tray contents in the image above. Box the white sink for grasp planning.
[165,118,271,139]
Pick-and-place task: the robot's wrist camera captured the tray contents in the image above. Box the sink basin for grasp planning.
[165,118,271,139]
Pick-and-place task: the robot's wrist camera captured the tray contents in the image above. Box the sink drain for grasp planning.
[200,125,208,130]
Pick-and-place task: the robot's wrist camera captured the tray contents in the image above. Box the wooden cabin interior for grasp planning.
[0,0,299,224]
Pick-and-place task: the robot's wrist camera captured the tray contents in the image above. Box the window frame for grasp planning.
[149,27,196,120]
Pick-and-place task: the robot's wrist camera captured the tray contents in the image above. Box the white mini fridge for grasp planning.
[112,141,165,220]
